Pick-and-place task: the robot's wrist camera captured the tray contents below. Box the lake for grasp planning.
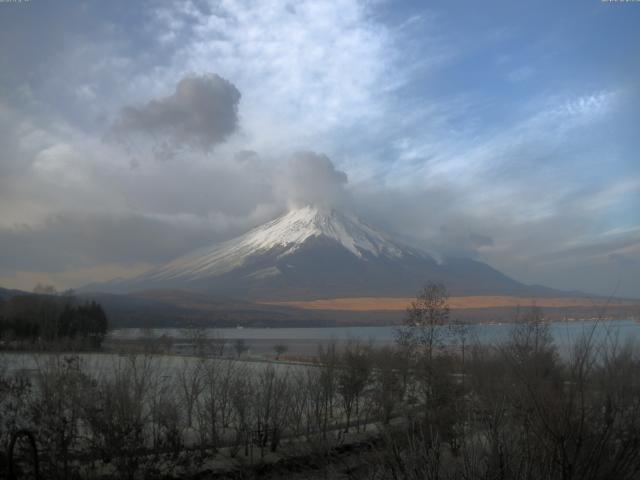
[2,320,638,375]
[108,319,640,355]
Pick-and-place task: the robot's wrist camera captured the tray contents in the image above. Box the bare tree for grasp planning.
[273,343,288,360]
[183,323,208,357]
[229,366,254,456]
[139,325,157,353]
[372,346,407,425]
[306,342,339,443]
[210,329,227,357]
[233,338,249,357]
[287,370,312,438]
[82,355,156,480]
[395,283,455,432]
[252,365,293,454]
[177,358,204,428]
[30,354,91,479]
[338,340,372,432]
[195,359,242,453]
[397,283,451,362]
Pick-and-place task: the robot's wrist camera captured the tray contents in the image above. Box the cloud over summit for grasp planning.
[277,151,351,211]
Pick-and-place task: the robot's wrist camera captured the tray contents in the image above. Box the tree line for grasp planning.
[0,288,108,349]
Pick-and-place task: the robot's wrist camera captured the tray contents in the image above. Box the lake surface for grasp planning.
[2,320,638,374]
[109,319,640,354]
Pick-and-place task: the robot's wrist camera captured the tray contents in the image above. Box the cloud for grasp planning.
[434,225,494,258]
[0,147,355,280]
[351,173,640,297]
[276,151,351,210]
[0,264,153,293]
[609,252,640,269]
[151,0,401,152]
[111,73,241,155]
[0,212,228,273]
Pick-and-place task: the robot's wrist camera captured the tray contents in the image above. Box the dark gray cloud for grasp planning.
[111,74,241,154]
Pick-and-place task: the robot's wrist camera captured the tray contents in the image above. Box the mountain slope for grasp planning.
[141,206,413,282]
[92,206,551,299]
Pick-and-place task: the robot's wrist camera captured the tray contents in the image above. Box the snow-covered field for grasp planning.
[0,351,308,378]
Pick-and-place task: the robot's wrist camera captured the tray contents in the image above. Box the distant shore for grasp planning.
[263,295,640,311]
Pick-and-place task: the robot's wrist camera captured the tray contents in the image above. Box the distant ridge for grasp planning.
[0,286,31,300]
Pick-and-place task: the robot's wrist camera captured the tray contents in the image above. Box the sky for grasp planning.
[0,0,639,298]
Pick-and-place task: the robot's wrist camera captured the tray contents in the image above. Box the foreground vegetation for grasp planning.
[1,284,640,479]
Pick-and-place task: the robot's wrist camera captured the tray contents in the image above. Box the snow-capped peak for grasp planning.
[247,205,405,258]
[142,205,410,282]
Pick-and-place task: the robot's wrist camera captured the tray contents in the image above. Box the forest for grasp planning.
[0,291,108,349]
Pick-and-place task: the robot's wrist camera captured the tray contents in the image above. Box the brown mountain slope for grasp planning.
[264,296,640,311]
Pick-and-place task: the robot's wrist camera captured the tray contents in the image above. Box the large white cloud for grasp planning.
[276,151,351,210]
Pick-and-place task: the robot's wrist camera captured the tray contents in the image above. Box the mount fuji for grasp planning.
[92,206,555,300]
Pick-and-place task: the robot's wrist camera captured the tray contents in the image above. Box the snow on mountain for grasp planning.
[89,205,549,299]
[142,206,412,282]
